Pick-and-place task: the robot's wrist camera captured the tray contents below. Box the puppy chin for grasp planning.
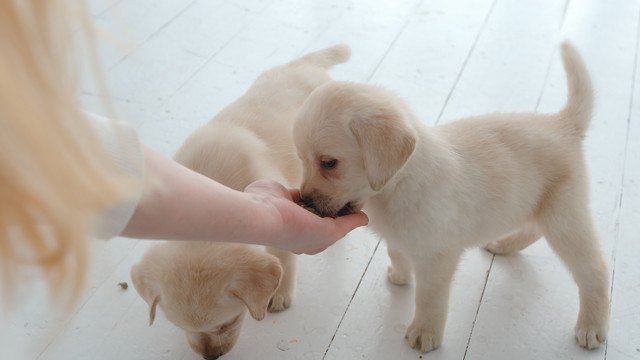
[316,201,362,218]
[338,201,363,216]
[184,313,245,359]
[186,327,241,359]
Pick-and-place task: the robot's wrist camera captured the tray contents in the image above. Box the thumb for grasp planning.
[332,211,369,234]
[244,179,291,200]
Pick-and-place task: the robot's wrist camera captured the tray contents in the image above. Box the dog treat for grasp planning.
[118,281,128,290]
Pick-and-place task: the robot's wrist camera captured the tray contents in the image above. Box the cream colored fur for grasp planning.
[293,42,609,353]
[131,44,350,359]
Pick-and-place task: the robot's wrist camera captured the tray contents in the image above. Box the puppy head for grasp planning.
[130,244,282,359]
[293,81,417,217]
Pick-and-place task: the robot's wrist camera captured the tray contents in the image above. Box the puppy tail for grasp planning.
[558,41,593,137]
[299,44,351,69]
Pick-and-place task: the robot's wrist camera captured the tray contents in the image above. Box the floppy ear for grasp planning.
[228,257,282,321]
[349,109,417,191]
[130,264,161,326]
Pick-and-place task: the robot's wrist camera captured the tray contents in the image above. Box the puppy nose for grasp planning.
[203,354,222,360]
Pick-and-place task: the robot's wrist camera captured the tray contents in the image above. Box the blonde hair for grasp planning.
[0,1,136,307]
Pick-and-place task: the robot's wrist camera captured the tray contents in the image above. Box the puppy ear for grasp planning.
[130,264,161,326]
[349,109,417,191]
[228,256,282,321]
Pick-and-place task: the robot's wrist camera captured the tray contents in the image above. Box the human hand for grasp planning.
[244,180,369,254]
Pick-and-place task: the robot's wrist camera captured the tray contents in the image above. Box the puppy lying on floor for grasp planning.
[130,44,350,360]
[293,42,609,353]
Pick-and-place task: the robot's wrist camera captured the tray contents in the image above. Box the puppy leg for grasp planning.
[484,222,542,255]
[538,185,609,349]
[265,247,296,312]
[405,249,462,353]
[387,243,412,285]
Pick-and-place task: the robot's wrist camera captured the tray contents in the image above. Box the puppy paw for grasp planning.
[268,292,292,312]
[483,241,512,255]
[405,324,442,353]
[575,320,607,349]
[387,266,410,285]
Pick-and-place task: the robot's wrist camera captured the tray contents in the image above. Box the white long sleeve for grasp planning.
[85,112,145,239]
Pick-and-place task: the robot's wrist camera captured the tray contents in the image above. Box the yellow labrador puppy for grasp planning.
[131,44,350,360]
[293,43,608,353]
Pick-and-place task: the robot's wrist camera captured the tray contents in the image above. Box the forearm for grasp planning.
[121,145,368,254]
[121,146,272,243]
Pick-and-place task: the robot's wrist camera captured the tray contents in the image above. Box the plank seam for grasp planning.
[604,4,640,359]
[434,0,498,125]
[108,0,201,71]
[534,0,571,112]
[462,255,495,360]
[366,0,426,82]
[322,239,382,360]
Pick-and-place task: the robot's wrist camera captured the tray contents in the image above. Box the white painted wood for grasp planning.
[81,0,202,85]
[1,238,142,359]
[365,0,497,123]
[325,243,496,360]
[89,0,248,106]
[606,20,640,359]
[437,0,566,122]
[87,0,122,17]
[300,0,423,83]
[4,0,639,359]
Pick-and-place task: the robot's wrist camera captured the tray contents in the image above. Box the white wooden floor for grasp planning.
[3,0,640,359]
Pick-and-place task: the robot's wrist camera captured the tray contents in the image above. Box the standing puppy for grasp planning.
[131,44,350,359]
[293,42,609,353]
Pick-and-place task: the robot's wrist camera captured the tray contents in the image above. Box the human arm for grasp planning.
[121,146,368,254]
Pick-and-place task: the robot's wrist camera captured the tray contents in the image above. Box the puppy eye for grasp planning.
[320,159,338,170]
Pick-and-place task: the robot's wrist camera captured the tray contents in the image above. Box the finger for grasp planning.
[340,211,369,227]
[303,246,329,255]
[332,211,369,234]
[244,179,274,193]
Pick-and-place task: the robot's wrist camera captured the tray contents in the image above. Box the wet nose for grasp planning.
[203,353,222,360]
